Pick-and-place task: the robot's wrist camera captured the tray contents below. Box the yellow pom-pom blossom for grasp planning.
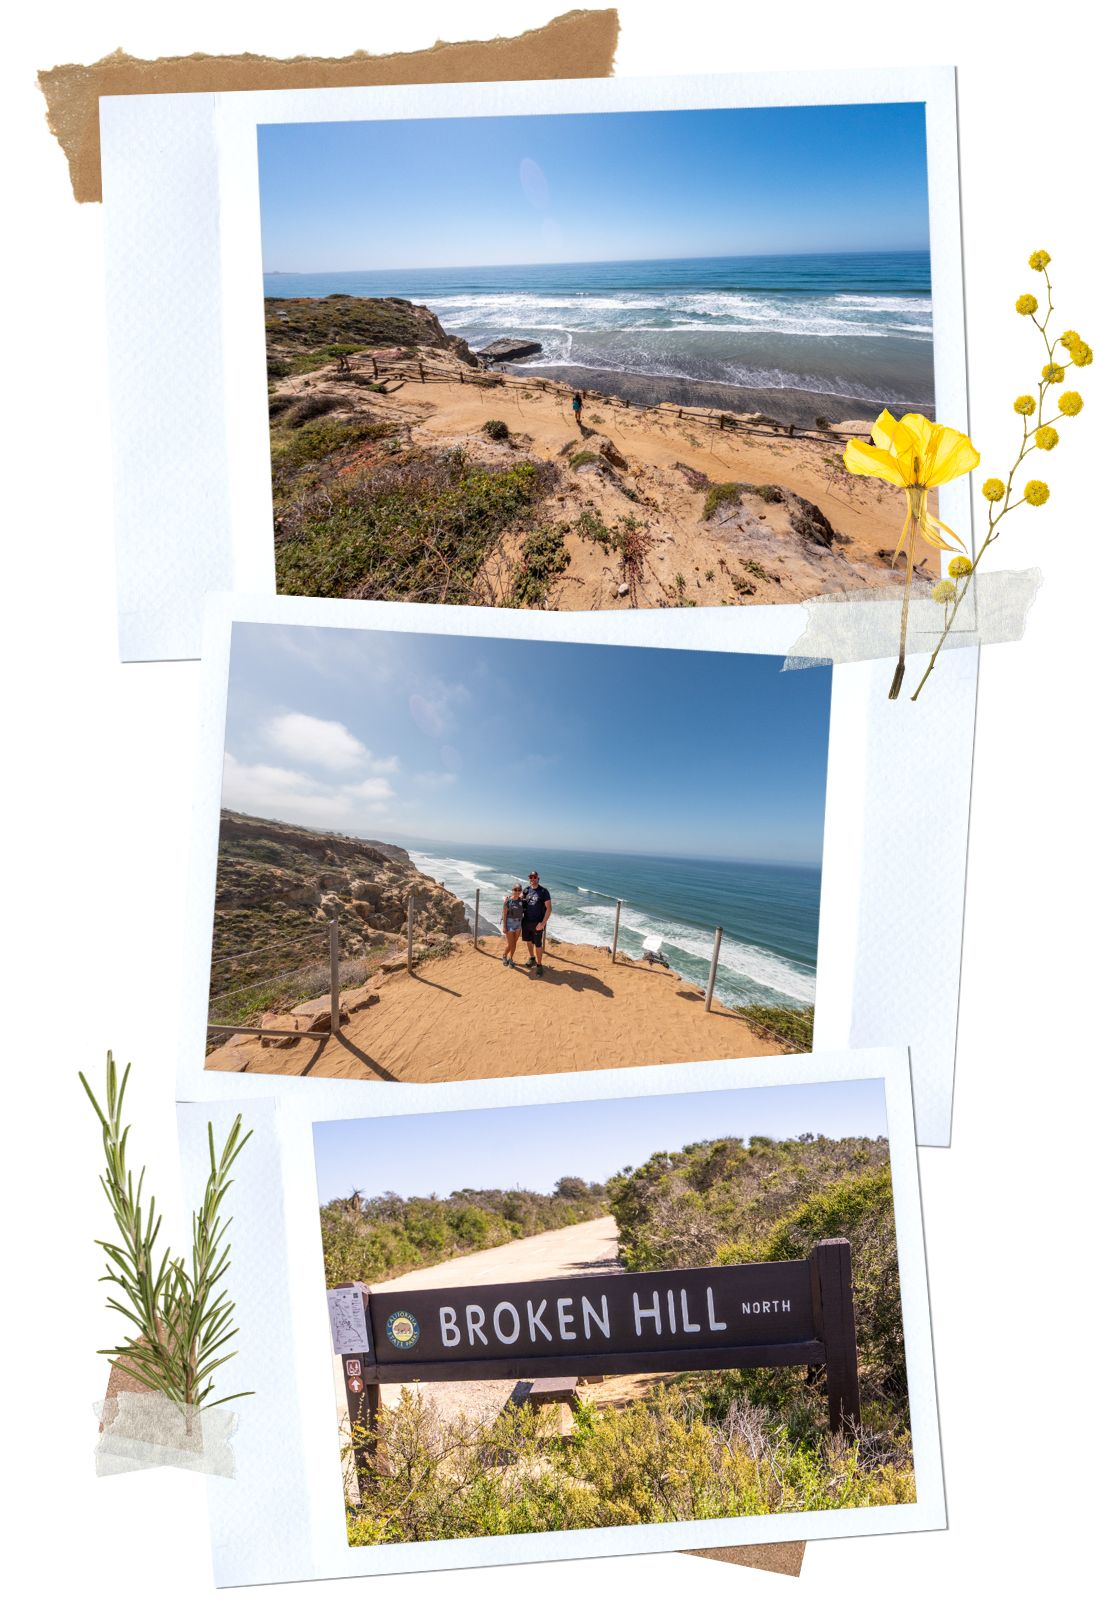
[931,579,957,604]
[1042,363,1066,383]
[1024,480,1050,506]
[1034,426,1059,450]
[1014,395,1037,416]
[948,555,974,578]
[1060,330,1081,348]
[1017,293,1039,315]
[1070,342,1094,367]
[1029,250,1051,270]
[844,410,979,559]
[1059,391,1084,416]
[982,477,1006,501]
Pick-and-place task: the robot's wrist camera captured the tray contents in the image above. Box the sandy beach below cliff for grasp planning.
[206,933,788,1082]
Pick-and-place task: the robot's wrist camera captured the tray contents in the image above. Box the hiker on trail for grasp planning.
[501,883,525,968]
[521,870,552,975]
[572,391,584,428]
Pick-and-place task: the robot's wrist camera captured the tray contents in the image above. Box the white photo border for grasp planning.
[178,1046,944,1585]
[101,66,967,662]
[179,592,977,1145]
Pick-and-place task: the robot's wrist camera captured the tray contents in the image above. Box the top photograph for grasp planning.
[259,101,938,612]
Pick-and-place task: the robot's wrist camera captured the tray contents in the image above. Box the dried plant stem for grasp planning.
[80,1051,253,1412]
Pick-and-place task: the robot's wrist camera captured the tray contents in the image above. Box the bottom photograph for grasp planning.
[318,1076,918,1547]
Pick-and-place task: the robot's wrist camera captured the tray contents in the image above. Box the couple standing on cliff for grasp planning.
[500,871,553,975]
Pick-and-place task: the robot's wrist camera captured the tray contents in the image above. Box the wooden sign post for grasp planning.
[328,1240,860,1476]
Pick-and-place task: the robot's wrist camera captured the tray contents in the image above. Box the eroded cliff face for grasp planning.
[214,810,468,965]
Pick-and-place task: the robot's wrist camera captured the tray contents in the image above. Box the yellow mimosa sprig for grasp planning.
[908,253,1091,701]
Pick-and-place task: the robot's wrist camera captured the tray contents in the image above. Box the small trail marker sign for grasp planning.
[329,1239,860,1471]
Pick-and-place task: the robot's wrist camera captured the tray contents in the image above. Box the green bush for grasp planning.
[510,525,570,607]
[344,1382,914,1544]
[738,1003,815,1051]
[703,482,744,518]
[570,450,600,469]
[271,415,393,474]
[320,1180,607,1287]
[275,451,559,605]
[482,418,510,440]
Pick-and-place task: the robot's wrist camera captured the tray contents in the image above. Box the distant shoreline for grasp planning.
[497,362,931,430]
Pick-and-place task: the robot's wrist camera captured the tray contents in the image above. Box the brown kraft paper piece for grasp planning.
[55,6,803,1573]
[37,8,619,203]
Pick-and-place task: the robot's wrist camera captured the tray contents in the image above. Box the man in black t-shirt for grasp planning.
[521,870,552,975]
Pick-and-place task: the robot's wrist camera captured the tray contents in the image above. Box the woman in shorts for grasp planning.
[501,883,525,967]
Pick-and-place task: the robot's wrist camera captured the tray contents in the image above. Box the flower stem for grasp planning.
[889,535,915,700]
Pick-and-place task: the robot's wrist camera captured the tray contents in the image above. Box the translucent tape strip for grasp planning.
[94,1393,238,1477]
[783,568,1043,669]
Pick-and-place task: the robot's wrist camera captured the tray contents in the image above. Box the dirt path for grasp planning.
[208,935,784,1081]
[335,1217,624,1443]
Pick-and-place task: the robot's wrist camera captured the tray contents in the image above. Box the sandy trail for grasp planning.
[372,371,941,606]
[207,935,785,1082]
[334,1216,680,1443]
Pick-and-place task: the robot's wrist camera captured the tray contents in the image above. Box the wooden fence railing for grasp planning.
[320,351,874,448]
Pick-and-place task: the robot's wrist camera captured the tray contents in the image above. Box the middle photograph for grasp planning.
[203,621,829,1083]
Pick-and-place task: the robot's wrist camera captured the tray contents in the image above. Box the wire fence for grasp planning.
[206,898,448,1048]
[465,885,729,1013]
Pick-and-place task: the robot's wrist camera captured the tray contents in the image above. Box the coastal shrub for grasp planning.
[482,418,510,441]
[320,1180,607,1287]
[283,391,345,426]
[270,415,394,475]
[570,450,600,469]
[275,451,560,605]
[510,525,570,607]
[738,1003,815,1052]
[267,355,292,381]
[344,1381,914,1544]
[703,482,745,518]
[607,1131,906,1426]
[757,484,785,504]
[741,558,773,583]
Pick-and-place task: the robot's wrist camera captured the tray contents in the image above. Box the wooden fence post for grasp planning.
[809,1239,861,1435]
[418,361,425,384]
[406,896,415,972]
[371,356,378,379]
[329,916,340,1035]
[474,887,480,949]
[611,899,622,964]
[704,927,724,1011]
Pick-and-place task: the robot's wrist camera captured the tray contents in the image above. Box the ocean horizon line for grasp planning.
[264,246,931,281]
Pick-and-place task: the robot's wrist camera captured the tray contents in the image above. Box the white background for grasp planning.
[2,3,1096,1597]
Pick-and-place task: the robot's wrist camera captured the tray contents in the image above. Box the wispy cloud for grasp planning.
[409,680,471,738]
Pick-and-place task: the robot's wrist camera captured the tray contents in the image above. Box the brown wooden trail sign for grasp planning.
[329,1239,860,1473]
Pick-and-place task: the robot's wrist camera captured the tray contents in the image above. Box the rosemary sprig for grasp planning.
[80,1052,253,1412]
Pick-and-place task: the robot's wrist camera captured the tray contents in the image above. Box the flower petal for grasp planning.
[924,427,980,487]
[870,408,901,451]
[844,438,909,486]
[918,511,966,551]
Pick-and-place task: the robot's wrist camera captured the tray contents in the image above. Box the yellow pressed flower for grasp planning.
[1070,342,1094,367]
[931,579,957,604]
[1042,363,1066,383]
[1059,391,1084,416]
[1029,250,1051,270]
[1035,425,1059,450]
[1017,293,1039,315]
[844,409,979,699]
[1060,329,1081,348]
[982,477,1006,501]
[948,555,973,577]
[1024,480,1050,505]
[1014,395,1037,416]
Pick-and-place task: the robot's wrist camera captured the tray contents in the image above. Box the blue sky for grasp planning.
[221,624,831,863]
[312,1079,888,1202]
[258,103,929,271]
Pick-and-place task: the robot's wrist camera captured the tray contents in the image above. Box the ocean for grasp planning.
[404,842,820,1012]
[263,252,933,408]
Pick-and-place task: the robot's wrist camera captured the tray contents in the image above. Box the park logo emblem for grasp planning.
[385,1309,421,1349]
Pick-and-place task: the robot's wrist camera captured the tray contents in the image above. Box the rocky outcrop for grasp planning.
[213,811,469,966]
[478,337,543,363]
